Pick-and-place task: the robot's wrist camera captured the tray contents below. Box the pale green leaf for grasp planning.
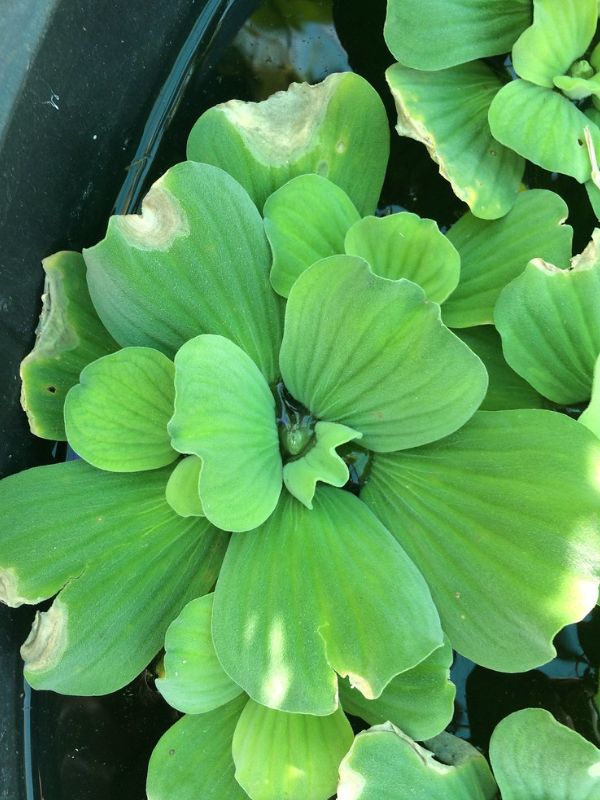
[279,256,487,452]
[156,594,243,714]
[165,456,204,517]
[212,488,443,715]
[344,213,460,303]
[455,327,545,410]
[488,80,600,183]
[361,410,600,672]
[384,0,530,71]
[337,725,497,800]
[339,639,455,741]
[168,335,282,532]
[386,61,524,220]
[233,700,353,800]
[580,355,600,438]
[554,73,600,101]
[264,174,360,298]
[146,696,248,800]
[0,460,226,694]
[495,232,600,404]
[489,708,600,800]
[283,421,361,509]
[187,72,389,216]
[443,189,572,328]
[84,162,283,383]
[511,0,597,88]
[20,251,118,440]
[64,347,176,472]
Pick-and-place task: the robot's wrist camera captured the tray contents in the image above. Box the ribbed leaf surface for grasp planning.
[0,461,226,694]
[233,700,353,800]
[387,62,524,220]
[84,162,282,383]
[361,411,600,671]
[212,488,442,715]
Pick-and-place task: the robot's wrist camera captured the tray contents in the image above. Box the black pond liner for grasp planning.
[1,1,599,798]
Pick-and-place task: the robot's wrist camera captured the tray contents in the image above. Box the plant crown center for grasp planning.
[274,381,316,459]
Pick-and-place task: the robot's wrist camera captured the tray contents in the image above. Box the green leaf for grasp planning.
[337,724,497,800]
[489,708,600,800]
[488,80,600,183]
[455,327,545,410]
[495,233,600,404]
[386,61,524,220]
[212,488,443,715]
[187,72,389,216]
[156,594,243,714]
[384,0,530,71]
[233,700,354,800]
[146,696,248,800]
[165,456,204,517]
[265,174,360,298]
[283,421,361,509]
[511,0,597,88]
[443,189,572,328]
[169,335,281,532]
[0,460,227,693]
[339,639,455,741]
[84,161,283,383]
[554,73,600,101]
[580,355,600,438]
[64,347,177,472]
[20,251,118,440]
[344,213,460,303]
[280,256,487,452]
[361,410,600,672]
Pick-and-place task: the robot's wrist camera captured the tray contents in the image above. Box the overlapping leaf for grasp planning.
[20,251,118,440]
[147,696,248,800]
[212,488,443,715]
[361,410,600,671]
[345,213,460,303]
[339,639,455,741]
[495,235,600,404]
[187,72,389,216]
[283,421,361,509]
[337,725,497,800]
[84,162,283,383]
[489,81,600,183]
[156,594,243,714]
[383,0,530,71]
[264,174,360,297]
[489,708,600,800]
[280,256,487,452]
[443,189,572,328]
[233,700,353,800]
[386,62,524,219]
[0,461,226,693]
[64,347,176,472]
[511,0,597,88]
[168,335,282,532]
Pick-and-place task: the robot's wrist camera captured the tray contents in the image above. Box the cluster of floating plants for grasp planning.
[3,0,600,797]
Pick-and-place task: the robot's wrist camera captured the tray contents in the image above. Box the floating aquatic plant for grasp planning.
[385,0,600,219]
[3,70,600,799]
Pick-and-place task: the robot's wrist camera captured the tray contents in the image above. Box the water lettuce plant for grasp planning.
[3,67,600,798]
[385,0,600,219]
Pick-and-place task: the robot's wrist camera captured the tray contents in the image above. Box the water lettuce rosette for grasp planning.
[1,72,600,799]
